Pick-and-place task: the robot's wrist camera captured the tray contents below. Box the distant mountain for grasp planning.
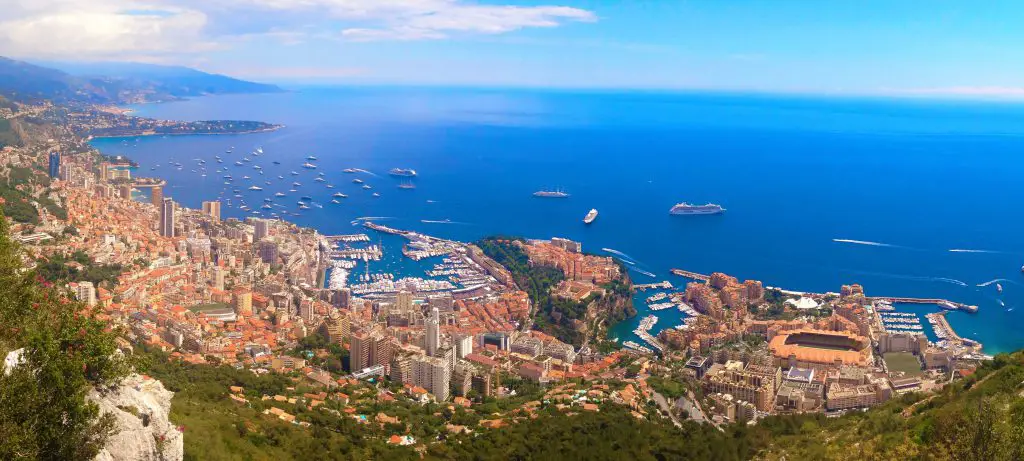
[0,56,282,104]
[43,61,283,100]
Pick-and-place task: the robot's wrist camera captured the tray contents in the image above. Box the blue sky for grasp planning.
[2,1,1024,96]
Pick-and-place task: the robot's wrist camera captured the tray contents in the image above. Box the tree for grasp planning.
[0,210,130,459]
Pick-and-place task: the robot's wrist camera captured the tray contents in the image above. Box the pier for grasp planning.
[634,280,673,291]
[325,234,370,243]
[670,269,710,282]
[871,297,978,313]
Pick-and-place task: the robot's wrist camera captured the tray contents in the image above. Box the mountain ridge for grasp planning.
[0,56,282,104]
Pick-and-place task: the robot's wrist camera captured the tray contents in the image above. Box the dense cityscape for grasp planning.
[1,81,1019,460]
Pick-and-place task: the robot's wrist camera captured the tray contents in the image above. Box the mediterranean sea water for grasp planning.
[91,87,1024,354]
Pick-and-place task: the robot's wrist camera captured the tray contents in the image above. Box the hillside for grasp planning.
[0,57,281,104]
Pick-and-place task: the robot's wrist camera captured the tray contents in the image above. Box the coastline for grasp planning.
[86,124,285,141]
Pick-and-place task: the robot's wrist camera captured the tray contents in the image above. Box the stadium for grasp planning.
[769,328,872,369]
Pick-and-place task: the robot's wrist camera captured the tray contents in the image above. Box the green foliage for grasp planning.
[477,237,590,346]
[0,118,19,148]
[0,184,39,224]
[36,250,124,287]
[0,210,130,459]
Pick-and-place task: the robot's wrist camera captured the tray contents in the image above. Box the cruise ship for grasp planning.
[533,189,570,198]
[389,168,417,177]
[583,208,598,224]
[669,202,725,215]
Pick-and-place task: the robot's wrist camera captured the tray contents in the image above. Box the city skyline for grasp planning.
[2,1,1024,98]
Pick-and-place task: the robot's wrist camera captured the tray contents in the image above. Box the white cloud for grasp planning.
[0,1,214,58]
[0,0,597,59]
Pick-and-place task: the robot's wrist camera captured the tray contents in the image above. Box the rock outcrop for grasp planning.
[91,374,184,461]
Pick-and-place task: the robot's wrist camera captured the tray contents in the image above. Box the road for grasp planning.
[649,389,683,428]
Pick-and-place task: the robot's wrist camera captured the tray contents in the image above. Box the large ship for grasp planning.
[389,168,417,177]
[533,189,570,198]
[583,208,598,224]
[669,202,725,215]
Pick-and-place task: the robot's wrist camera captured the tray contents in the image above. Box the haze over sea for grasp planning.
[91,87,1024,354]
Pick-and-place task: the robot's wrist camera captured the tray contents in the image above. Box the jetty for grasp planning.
[870,297,978,313]
[634,280,673,291]
[670,269,710,282]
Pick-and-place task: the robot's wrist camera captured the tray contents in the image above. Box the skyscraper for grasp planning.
[350,331,371,372]
[48,152,60,178]
[412,354,451,402]
[259,239,278,264]
[425,307,440,357]
[202,200,221,221]
[159,198,175,237]
[151,186,163,206]
[396,290,413,312]
[254,219,269,240]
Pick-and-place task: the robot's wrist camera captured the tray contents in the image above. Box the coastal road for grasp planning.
[649,390,682,428]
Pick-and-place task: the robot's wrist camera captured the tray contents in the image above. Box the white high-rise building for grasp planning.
[412,354,451,402]
[455,334,473,359]
[425,307,440,357]
[74,281,96,307]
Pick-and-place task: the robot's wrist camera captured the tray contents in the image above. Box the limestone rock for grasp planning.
[91,374,184,461]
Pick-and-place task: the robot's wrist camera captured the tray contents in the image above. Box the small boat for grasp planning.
[261,204,272,209]
[583,208,598,224]
[331,199,341,204]
[307,155,318,161]
[300,195,313,201]
[318,172,325,176]
[302,162,317,169]
[389,168,417,177]
[997,283,1004,293]
[275,192,286,197]
[372,193,381,197]
[290,171,299,176]
[293,182,302,186]
[278,175,284,179]
[248,186,263,191]
[242,175,251,179]
[362,184,372,190]
[272,161,281,165]
[343,168,357,173]
[333,192,347,198]
[234,161,244,166]
[315,177,326,182]
[263,198,273,202]
[353,179,364,184]
[326,184,334,189]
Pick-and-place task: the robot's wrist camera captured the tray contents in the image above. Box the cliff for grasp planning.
[91,374,184,461]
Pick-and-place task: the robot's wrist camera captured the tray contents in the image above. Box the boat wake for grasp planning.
[977,278,1020,288]
[833,238,898,248]
[949,248,1011,254]
[629,267,656,278]
[846,268,968,287]
[602,248,636,260]
[355,216,394,221]
[420,219,464,225]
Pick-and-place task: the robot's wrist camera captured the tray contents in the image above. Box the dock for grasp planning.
[324,234,370,243]
[634,280,673,291]
[670,269,710,282]
[871,297,978,313]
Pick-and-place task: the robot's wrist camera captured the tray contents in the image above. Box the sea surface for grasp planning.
[91,87,1024,354]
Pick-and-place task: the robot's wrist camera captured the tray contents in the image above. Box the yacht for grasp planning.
[275,192,286,197]
[669,203,725,215]
[584,209,598,224]
[333,192,348,198]
[302,162,317,169]
[248,186,263,191]
[389,168,417,177]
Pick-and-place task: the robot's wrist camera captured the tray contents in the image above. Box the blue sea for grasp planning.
[91,87,1024,354]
